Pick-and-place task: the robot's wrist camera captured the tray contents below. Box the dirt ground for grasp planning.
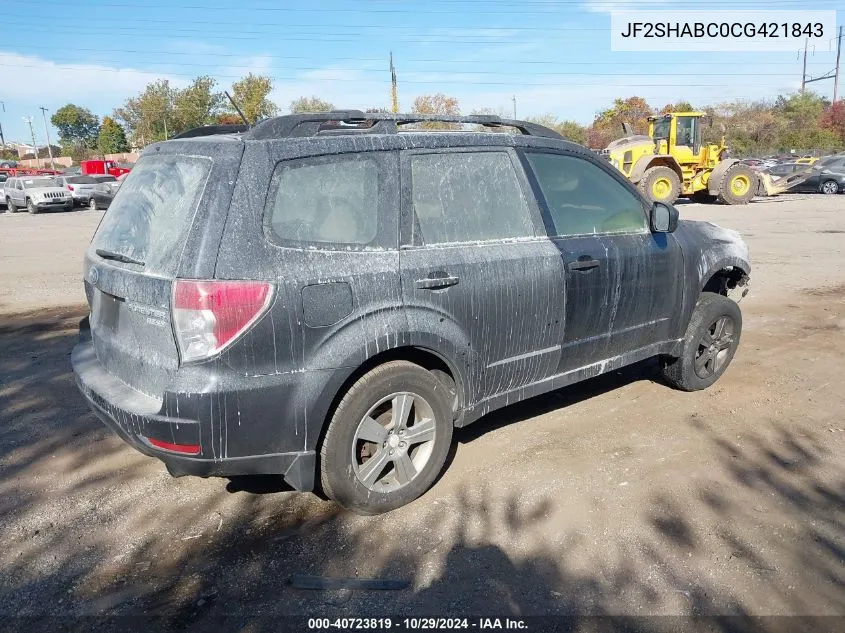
[0,195,843,627]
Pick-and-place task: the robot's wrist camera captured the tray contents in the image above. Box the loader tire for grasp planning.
[718,164,757,205]
[639,166,681,205]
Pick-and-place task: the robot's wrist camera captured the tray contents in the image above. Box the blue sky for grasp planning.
[0,0,842,144]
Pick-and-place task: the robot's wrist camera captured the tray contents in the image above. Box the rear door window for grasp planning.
[409,151,534,244]
[91,154,211,275]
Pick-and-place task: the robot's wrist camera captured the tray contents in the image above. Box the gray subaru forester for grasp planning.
[72,111,750,514]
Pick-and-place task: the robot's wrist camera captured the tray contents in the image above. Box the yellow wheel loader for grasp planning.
[603,112,808,205]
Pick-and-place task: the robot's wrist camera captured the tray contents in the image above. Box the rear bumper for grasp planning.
[71,331,316,490]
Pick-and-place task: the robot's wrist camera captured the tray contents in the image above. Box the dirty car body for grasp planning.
[71,112,751,514]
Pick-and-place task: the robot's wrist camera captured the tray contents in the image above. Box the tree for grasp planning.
[289,96,335,113]
[589,96,653,147]
[230,73,278,123]
[97,117,129,155]
[776,91,839,152]
[411,93,460,129]
[50,104,99,150]
[171,75,224,134]
[114,79,176,147]
[556,120,588,145]
[660,101,695,114]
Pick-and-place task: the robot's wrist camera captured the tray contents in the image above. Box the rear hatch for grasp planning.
[65,175,101,196]
[84,146,237,397]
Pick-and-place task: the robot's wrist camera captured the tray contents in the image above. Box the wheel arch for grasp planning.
[630,155,683,184]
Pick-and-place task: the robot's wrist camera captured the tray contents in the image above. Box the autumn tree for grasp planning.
[97,117,130,155]
[230,73,278,123]
[412,93,460,129]
[289,96,335,113]
[589,96,653,147]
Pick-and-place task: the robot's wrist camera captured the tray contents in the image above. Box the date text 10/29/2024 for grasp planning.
[308,618,528,630]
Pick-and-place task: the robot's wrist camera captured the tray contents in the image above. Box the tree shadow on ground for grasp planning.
[0,307,842,633]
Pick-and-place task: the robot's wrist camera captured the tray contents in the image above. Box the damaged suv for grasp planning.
[72,112,750,514]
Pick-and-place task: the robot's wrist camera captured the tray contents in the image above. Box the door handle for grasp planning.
[567,258,600,271]
[415,275,460,290]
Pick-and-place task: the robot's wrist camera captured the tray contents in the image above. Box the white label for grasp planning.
[611,11,837,52]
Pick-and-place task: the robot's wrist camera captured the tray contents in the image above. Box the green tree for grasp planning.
[230,73,278,123]
[171,75,224,134]
[114,79,175,147]
[97,117,130,154]
[289,96,335,113]
[50,104,99,151]
[556,120,588,145]
[776,91,839,153]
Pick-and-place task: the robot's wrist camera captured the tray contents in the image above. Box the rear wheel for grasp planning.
[26,199,38,214]
[662,292,742,392]
[320,361,453,514]
[718,164,757,205]
[5,198,16,213]
[639,166,681,205]
[821,180,839,195]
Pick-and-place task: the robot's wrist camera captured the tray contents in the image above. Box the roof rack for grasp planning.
[170,124,249,139]
[242,111,563,140]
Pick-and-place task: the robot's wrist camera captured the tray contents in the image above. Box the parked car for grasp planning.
[0,173,7,207]
[763,162,809,181]
[4,175,72,213]
[55,175,103,206]
[71,112,751,514]
[87,182,117,210]
[90,174,120,195]
[791,155,845,194]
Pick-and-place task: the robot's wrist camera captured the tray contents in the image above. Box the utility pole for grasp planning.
[801,38,808,92]
[0,101,5,147]
[512,95,517,119]
[38,106,55,170]
[23,116,38,166]
[834,25,843,103]
[390,51,399,114]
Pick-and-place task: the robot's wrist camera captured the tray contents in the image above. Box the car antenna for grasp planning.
[225,91,250,126]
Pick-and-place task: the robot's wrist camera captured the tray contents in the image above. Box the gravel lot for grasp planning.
[0,195,843,626]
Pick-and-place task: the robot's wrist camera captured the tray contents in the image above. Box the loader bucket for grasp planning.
[758,170,810,196]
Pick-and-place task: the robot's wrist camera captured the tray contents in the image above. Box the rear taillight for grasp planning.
[172,279,274,363]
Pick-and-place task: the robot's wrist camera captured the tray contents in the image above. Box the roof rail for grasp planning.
[170,124,249,139]
[243,111,562,140]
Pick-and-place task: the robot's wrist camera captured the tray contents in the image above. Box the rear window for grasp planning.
[92,175,117,182]
[67,176,98,184]
[91,155,211,275]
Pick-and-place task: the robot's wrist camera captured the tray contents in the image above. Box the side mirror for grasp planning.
[650,201,679,233]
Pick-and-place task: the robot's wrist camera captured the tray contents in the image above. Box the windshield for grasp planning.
[90,154,211,274]
[24,178,59,188]
[652,117,671,140]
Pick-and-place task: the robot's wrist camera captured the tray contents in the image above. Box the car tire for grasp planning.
[320,360,454,515]
[639,166,681,205]
[26,199,38,214]
[64,204,73,212]
[5,198,16,213]
[821,180,839,195]
[89,197,98,211]
[717,164,757,205]
[661,292,742,392]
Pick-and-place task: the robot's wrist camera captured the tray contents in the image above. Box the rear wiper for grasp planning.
[95,248,145,266]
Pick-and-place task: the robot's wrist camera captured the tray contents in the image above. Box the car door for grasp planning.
[399,148,567,405]
[12,179,24,205]
[520,150,684,373]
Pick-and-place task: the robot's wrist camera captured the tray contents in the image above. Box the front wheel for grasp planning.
[821,180,839,195]
[320,361,454,515]
[26,199,38,214]
[718,164,757,205]
[661,292,742,392]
